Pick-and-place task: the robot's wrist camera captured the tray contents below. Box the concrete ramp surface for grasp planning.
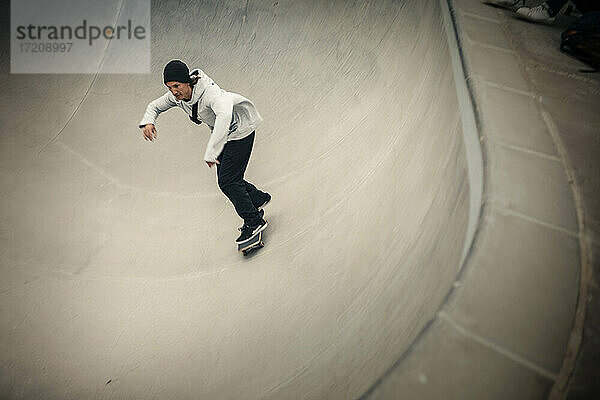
[0,1,474,398]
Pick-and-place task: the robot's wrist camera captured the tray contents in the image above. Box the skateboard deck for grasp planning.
[237,230,265,256]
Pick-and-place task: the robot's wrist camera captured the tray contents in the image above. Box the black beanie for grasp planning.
[163,60,191,84]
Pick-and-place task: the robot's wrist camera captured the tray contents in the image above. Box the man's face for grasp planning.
[166,81,192,101]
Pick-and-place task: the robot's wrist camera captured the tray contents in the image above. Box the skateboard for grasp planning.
[237,230,265,256]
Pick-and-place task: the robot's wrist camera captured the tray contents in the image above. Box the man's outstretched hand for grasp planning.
[206,160,220,168]
[142,124,157,141]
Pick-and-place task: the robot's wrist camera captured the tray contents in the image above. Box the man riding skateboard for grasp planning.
[139,60,271,245]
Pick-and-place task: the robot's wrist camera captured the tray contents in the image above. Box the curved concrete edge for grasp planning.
[363,0,582,398]
[440,0,484,269]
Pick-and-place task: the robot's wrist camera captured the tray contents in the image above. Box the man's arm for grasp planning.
[138,92,177,128]
[204,90,234,165]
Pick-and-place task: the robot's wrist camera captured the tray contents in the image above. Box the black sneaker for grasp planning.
[238,209,264,231]
[236,217,268,244]
[257,193,271,210]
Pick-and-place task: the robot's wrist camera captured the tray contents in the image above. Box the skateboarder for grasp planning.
[139,59,271,244]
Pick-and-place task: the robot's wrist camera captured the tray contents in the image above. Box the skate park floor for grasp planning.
[1,0,598,399]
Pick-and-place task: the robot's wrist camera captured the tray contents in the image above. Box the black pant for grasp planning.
[546,0,600,15]
[216,131,266,226]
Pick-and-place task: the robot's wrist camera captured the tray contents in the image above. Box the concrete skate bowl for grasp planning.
[1,0,474,399]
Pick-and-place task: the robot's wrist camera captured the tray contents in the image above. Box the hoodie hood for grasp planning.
[184,68,214,104]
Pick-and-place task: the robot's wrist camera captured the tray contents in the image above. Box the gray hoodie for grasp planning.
[139,69,263,162]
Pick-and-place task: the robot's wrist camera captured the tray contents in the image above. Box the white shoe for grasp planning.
[482,0,523,10]
[515,3,556,25]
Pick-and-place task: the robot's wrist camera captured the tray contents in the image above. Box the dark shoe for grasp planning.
[238,210,264,231]
[257,193,271,210]
[236,217,268,244]
[236,224,252,243]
